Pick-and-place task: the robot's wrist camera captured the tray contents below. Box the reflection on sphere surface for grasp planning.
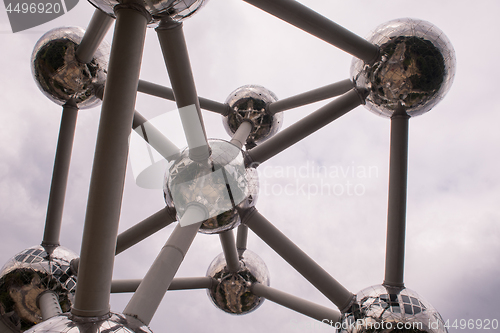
[351,18,456,118]
[206,250,269,315]
[0,246,78,332]
[31,27,108,109]
[339,284,448,333]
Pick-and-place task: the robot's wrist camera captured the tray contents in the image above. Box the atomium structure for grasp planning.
[0,0,456,332]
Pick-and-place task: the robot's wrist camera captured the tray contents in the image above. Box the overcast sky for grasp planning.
[1,0,499,332]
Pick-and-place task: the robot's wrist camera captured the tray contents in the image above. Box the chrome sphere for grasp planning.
[31,27,109,109]
[339,285,448,333]
[223,85,283,147]
[351,18,456,118]
[0,246,78,332]
[88,0,209,27]
[24,312,152,333]
[164,139,259,234]
[206,250,269,315]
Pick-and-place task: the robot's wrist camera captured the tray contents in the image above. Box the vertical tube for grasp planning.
[383,108,410,288]
[42,100,78,255]
[38,291,62,320]
[76,9,114,64]
[236,225,248,253]
[240,208,354,311]
[71,4,149,317]
[242,0,379,63]
[219,230,241,272]
[156,20,210,161]
[123,222,201,325]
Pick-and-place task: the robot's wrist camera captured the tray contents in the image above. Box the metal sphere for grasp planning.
[206,250,269,315]
[223,85,283,147]
[31,27,109,109]
[339,284,448,333]
[164,139,259,234]
[0,246,78,332]
[351,18,456,118]
[23,312,152,333]
[88,0,209,27]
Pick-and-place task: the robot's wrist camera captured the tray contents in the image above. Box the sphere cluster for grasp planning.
[164,139,259,234]
[339,284,448,333]
[88,0,209,27]
[24,312,152,333]
[206,250,269,315]
[31,27,109,109]
[0,246,78,332]
[351,18,456,118]
[223,85,283,148]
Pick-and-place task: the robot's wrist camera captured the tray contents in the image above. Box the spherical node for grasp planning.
[88,0,209,27]
[0,246,78,332]
[223,85,283,147]
[164,139,259,234]
[31,27,109,109]
[351,18,456,118]
[339,284,448,333]
[23,312,153,333]
[206,250,269,315]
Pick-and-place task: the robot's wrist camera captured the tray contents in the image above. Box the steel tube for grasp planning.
[132,111,181,161]
[219,230,241,272]
[268,79,353,114]
[71,5,148,317]
[42,100,78,255]
[38,291,62,320]
[251,283,341,323]
[111,277,213,293]
[240,207,354,311]
[76,9,114,64]
[138,80,229,115]
[230,120,253,149]
[115,207,177,255]
[242,0,379,63]
[236,225,248,252]
[156,21,210,161]
[246,89,363,165]
[124,222,201,325]
[383,108,410,288]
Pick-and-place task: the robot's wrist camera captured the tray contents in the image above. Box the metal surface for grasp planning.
[38,291,62,320]
[218,230,240,273]
[75,9,114,64]
[42,101,78,254]
[111,277,213,293]
[71,5,148,317]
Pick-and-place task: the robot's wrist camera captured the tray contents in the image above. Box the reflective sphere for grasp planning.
[351,18,456,118]
[206,250,269,315]
[88,0,209,27]
[223,85,283,147]
[0,246,78,332]
[339,285,448,333]
[31,27,108,109]
[164,139,259,234]
[24,312,152,333]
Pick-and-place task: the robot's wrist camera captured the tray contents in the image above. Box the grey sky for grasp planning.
[1,0,499,332]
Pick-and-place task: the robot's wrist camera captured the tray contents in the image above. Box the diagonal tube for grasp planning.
[111,277,213,293]
[242,0,379,63]
[123,222,201,325]
[115,207,177,255]
[246,89,364,165]
[268,79,354,114]
[240,207,354,311]
[251,283,341,323]
[219,230,241,272]
[137,80,229,115]
[42,100,78,255]
[76,9,114,64]
[230,120,253,149]
[156,20,210,161]
[71,4,148,317]
[383,107,410,288]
